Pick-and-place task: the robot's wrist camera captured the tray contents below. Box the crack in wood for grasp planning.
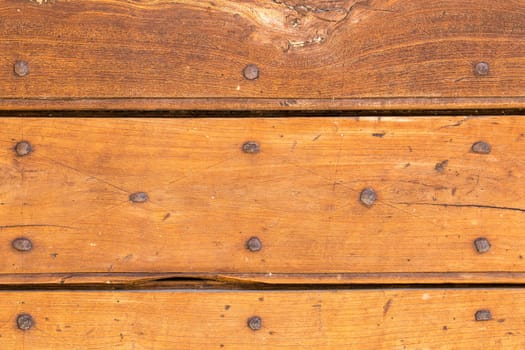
[396,202,525,213]
[0,224,76,230]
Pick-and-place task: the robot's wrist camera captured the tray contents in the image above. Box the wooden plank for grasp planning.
[1,0,525,110]
[0,289,523,349]
[1,116,525,278]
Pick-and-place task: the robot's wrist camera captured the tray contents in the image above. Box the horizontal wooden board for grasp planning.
[0,116,524,280]
[0,289,523,349]
[1,0,525,110]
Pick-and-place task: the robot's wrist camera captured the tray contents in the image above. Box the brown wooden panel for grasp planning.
[1,0,525,109]
[1,116,524,277]
[0,289,523,349]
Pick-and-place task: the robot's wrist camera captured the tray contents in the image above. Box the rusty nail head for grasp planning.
[247,316,262,330]
[471,141,491,154]
[475,309,492,321]
[15,141,32,157]
[360,188,377,207]
[17,314,34,330]
[246,237,262,252]
[473,237,491,254]
[242,141,260,154]
[14,60,30,77]
[243,64,259,80]
[474,62,490,76]
[12,238,33,252]
[129,192,149,203]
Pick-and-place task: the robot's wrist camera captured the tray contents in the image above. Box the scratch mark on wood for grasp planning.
[167,155,238,186]
[398,180,448,191]
[0,224,76,230]
[435,117,470,130]
[39,154,129,194]
[396,202,525,213]
[383,298,392,316]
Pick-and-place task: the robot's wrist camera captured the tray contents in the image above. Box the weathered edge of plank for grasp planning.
[0,289,523,349]
[1,97,525,111]
[1,272,525,286]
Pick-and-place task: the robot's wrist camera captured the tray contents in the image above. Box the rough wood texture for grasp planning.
[0,289,523,349]
[1,116,524,280]
[1,0,525,110]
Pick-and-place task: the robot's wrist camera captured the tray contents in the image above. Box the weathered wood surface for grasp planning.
[1,0,525,110]
[1,116,524,280]
[0,289,523,349]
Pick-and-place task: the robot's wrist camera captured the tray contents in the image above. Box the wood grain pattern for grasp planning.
[0,116,524,279]
[0,289,523,349]
[1,0,525,110]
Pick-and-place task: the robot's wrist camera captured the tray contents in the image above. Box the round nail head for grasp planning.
[14,60,30,77]
[475,309,492,321]
[247,316,262,330]
[15,141,32,157]
[243,64,259,80]
[129,192,149,203]
[242,141,260,154]
[360,188,377,207]
[246,237,262,252]
[473,237,491,254]
[12,238,33,252]
[471,141,491,154]
[17,314,34,331]
[474,62,489,76]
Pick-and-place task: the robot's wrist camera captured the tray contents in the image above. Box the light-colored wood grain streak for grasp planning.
[0,116,524,276]
[1,0,525,109]
[0,289,523,349]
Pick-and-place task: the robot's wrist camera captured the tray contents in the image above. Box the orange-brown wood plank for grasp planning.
[1,0,525,110]
[0,289,523,349]
[0,116,524,281]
